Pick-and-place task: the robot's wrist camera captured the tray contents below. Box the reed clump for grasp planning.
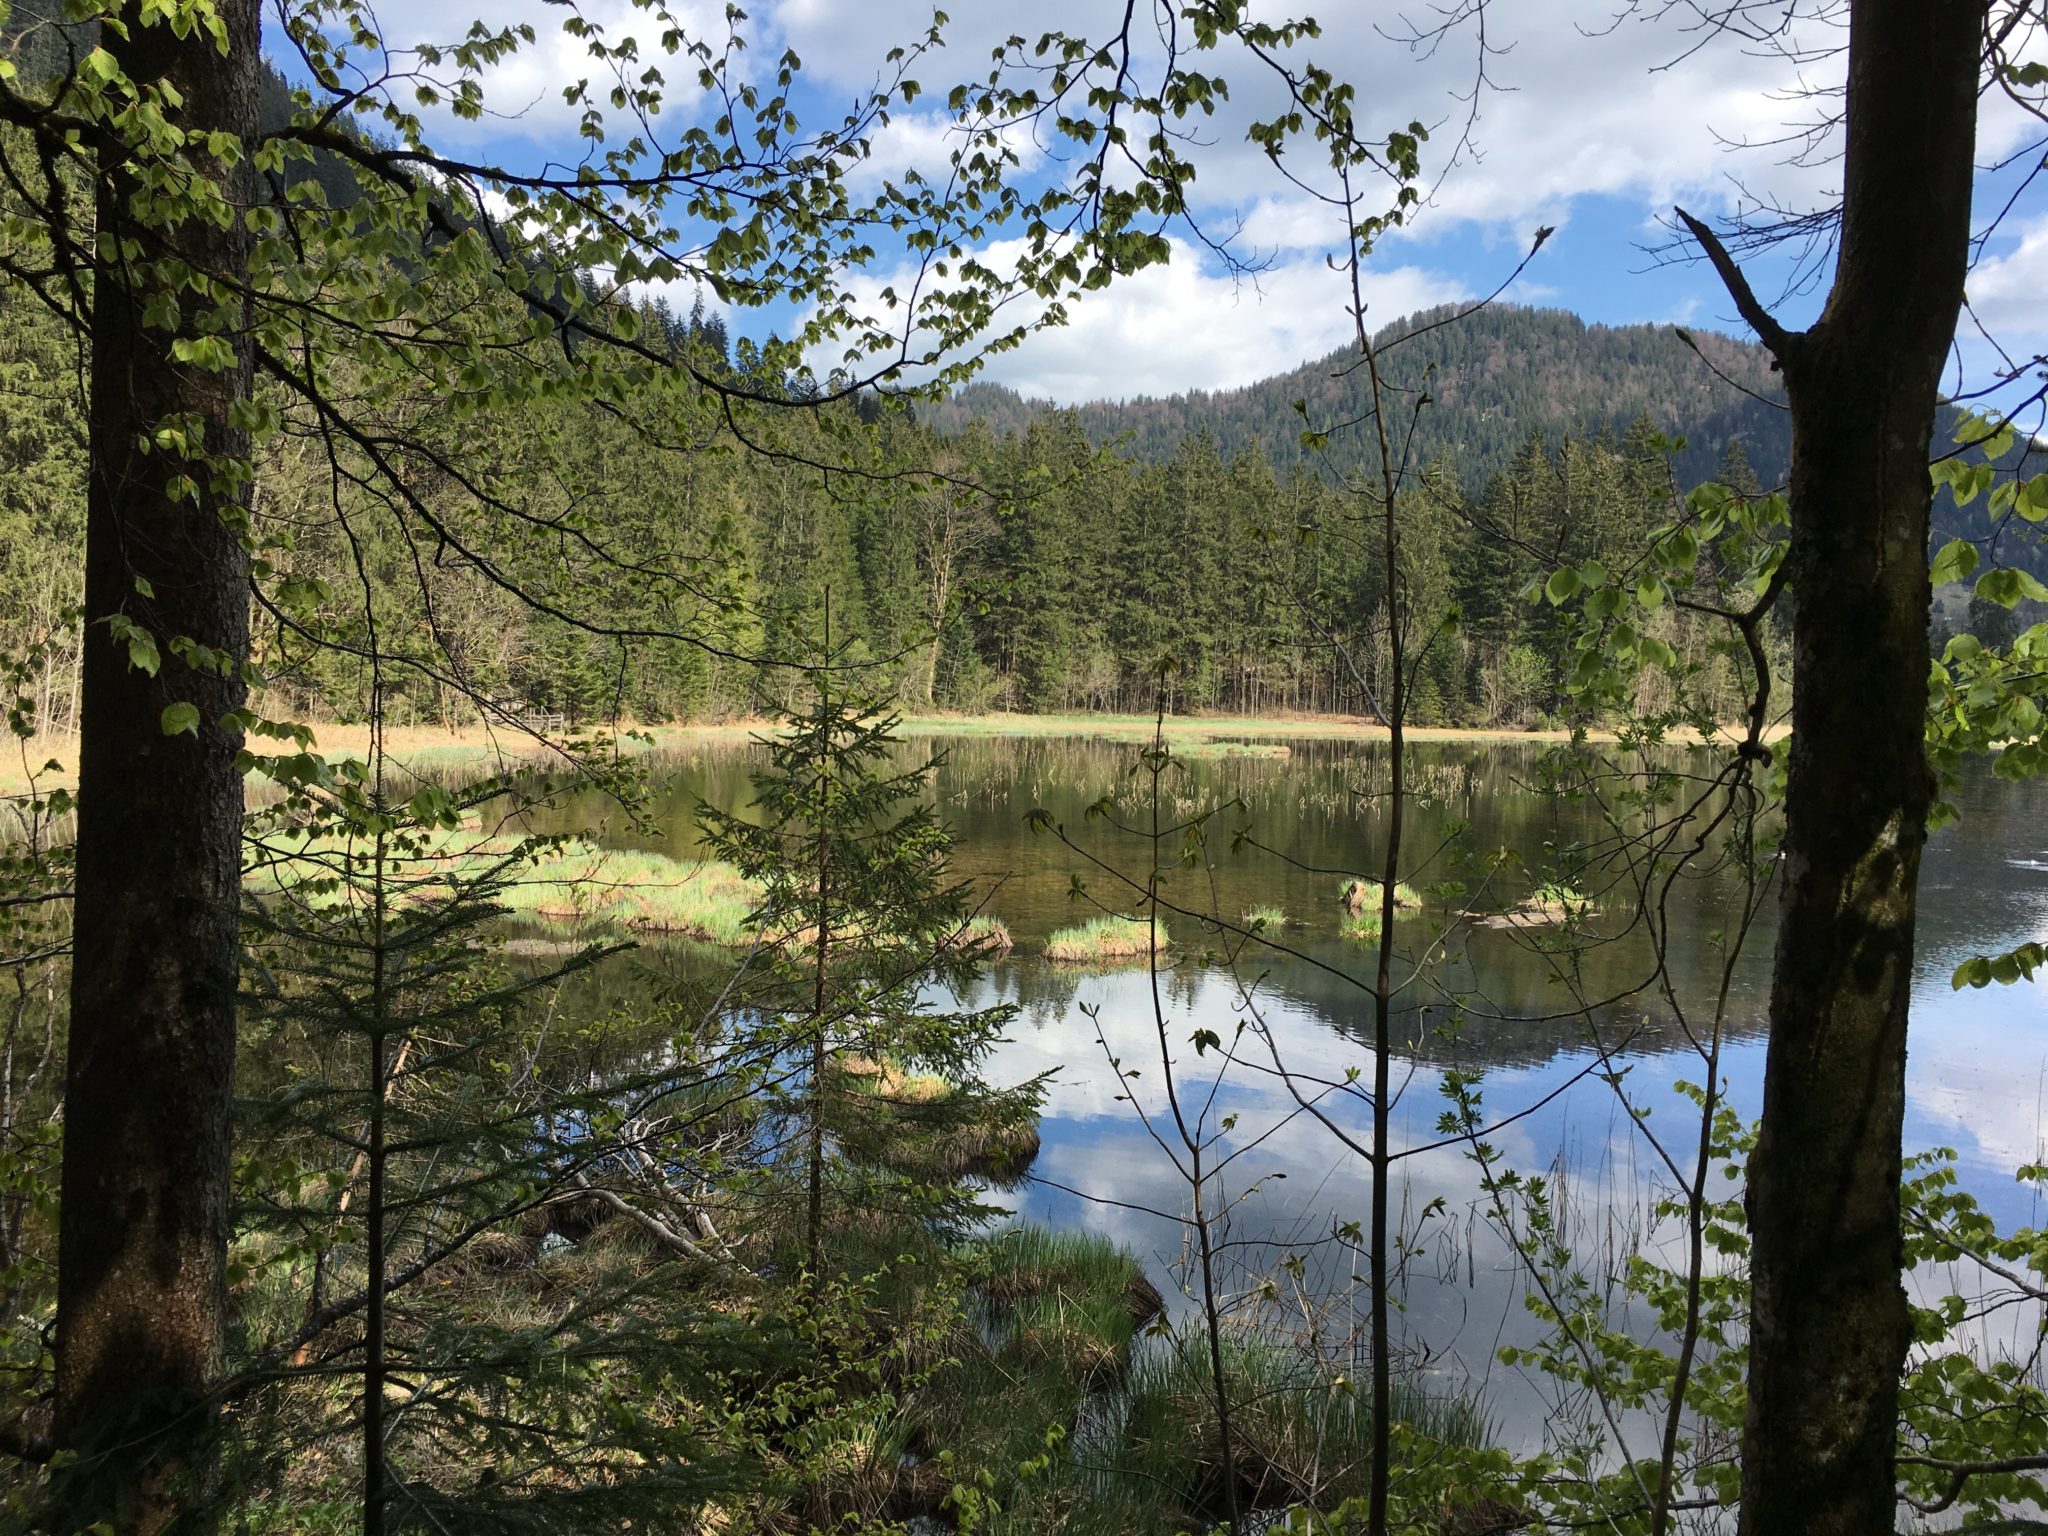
[1044,915,1168,964]
[1339,877,1423,915]
[972,1226,1166,1328]
[1103,1327,1495,1521]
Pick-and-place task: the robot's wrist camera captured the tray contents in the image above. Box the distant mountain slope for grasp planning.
[922,304,1795,494]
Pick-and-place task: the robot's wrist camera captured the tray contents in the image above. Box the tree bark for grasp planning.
[1725,4,1983,1532]
[51,4,259,1530]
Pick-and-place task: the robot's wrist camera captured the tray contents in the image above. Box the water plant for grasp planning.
[972,1226,1166,1324]
[1173,739,1294,760]
[1341,907,1383,941]
[1044,915,1169,964]
[1529,881,1590,915]
[1339,877,1422,914]
[903,1264,1495,1536]
[828,1055,1044,1183]
[1475,881,1596,930]
[1097,1326,1495,1526]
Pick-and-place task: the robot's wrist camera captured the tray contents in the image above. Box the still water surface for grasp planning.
[547,730,2048,1447]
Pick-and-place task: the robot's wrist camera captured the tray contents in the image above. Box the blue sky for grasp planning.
[301,0,2047,411]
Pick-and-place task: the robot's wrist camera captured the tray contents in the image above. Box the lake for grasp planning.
[535,727,2048,1451]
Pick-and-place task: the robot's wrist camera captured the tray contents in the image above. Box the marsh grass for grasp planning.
[1242,903,1290,931]
[1338,878,1425,941]
[1476,881,1595,930]
[972,1226,1165,1325]
[1173,739,1293,760]
[1008,1291,1141,1382]
[895,1227,1165,1526]
[909,1260,1493,1536]
[1096,1327,1495,1521]
[247,830,766,945]
[1340,908,1384,941]
[835,1054,952,1105]
[1339,877,1422,914]
[1044,915,1168,964]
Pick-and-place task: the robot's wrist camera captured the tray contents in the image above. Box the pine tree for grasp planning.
[236,765,824,1530]
[699,604,1038,1283]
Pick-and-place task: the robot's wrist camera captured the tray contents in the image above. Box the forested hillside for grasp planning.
[11,247,2039,733]
[0,272,1786,730]
[920,304,1796,492]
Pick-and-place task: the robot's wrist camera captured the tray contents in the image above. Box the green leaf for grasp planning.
[1930,538,1979,588]
[105,616,161,676]
[1544,567,1582,605]
[2019,474,2048,524]
[1975,567,2048,609]
[160,702,201,737]
[405,785,457,826]
[1953,943,2045,989]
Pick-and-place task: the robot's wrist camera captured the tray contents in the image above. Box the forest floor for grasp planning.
[1,712,1787,796]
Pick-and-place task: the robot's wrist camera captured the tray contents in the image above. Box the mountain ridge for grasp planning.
[920,303,1794,494]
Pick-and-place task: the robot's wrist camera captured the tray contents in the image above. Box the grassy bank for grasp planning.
[910,1227,1494,1534]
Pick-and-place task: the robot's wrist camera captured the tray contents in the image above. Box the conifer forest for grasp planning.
[1,3,2046,1535]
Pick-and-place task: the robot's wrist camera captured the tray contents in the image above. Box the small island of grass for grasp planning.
[1044,915,1169,964]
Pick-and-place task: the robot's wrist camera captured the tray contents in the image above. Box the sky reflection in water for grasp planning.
[559,729,2048,1447]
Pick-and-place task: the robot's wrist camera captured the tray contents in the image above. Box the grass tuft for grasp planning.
[972,1226,1164,1326]
[1044,915,1168,964]
[829,1057,1042,1182]
[1172,738,1293,760]
[1341,907,1384,941]
[1531,881,1590,913]
[1478,882,1596,930]
[1340,877,1423,915]
[949,914,1014,956]
[1102,1326,1494,1520]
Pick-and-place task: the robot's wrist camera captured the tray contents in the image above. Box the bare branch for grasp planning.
[1674,205,1795,355]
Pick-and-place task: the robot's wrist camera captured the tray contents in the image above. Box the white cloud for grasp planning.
[841,110,1048,195]
[336,3,2042,396]
[1966,216,2048,346]
[769,1,1847,229]
[818,234,1468,402]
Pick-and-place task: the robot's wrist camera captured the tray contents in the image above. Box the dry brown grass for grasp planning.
[836,1054,952,1105]
[2,709,1787,798]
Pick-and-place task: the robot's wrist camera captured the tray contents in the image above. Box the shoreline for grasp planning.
[3,711,1786,797]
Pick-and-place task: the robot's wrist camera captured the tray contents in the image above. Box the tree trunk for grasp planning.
[1731,4,1982,1532]
[51,4,259,1529]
